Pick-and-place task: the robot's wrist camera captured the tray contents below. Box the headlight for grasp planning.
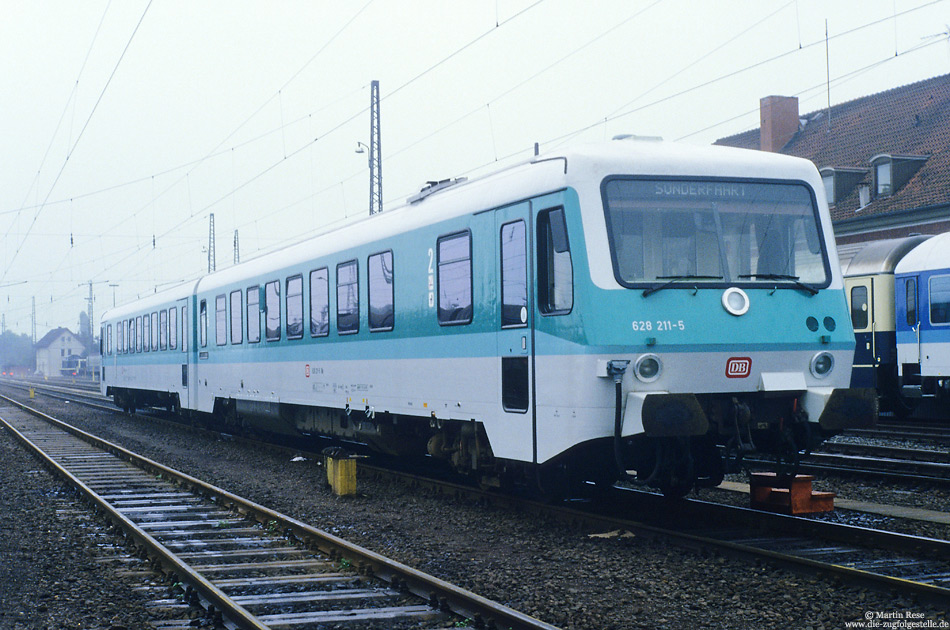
[722,287,750,316]
[635,354,662,383]
[810,352,834,378]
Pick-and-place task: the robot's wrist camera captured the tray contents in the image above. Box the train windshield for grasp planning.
[602,178,829,289]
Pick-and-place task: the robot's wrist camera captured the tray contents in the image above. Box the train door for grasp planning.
[902,275,922,366]
[177,297,191,410]
[494,202,536,463]
[847,277,875,388]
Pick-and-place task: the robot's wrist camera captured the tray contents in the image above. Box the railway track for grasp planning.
[0,394,558,630]
[848,424,950,446]
[7,383,950,608]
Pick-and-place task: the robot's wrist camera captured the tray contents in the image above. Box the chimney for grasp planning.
[759,95,799,152]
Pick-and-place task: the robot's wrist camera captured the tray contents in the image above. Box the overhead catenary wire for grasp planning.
[5,1,948,333]
[1,0,153,286]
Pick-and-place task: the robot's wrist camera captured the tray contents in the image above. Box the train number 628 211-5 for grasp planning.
[632,320,685,332]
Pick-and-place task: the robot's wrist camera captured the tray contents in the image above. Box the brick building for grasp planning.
[715,73,950,262]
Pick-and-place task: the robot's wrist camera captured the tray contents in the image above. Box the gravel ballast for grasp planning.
[2,394,948,629]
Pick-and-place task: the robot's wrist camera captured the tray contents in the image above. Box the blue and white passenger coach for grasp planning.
[100,139,875,497]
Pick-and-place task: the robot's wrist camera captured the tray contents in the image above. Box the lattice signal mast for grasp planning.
[208,213,216,273]
[369,80,382,215]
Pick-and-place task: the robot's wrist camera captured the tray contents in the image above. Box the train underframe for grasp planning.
[106,386,871,499]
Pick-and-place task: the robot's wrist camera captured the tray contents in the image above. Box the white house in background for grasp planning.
[35,327,87,377]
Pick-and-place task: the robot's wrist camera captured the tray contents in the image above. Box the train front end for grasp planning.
[568,142,876,496]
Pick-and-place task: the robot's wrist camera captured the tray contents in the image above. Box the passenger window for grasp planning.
[437,232,472,325]
[230,290,242,344]
[199,300,208,347]
[143,314,151,352]
[930,275,950,325]
[108,324,113,355]
[337,261,359,334]
[538,208,573,314]
[181,306,188,352]
[136,316,142,352]
[247,286,260,343]
[265,281,281,341]
[169,307,178,350]
[310,268,329,337]
[906,278,918,327]
[369,251,394,331]
[152,311,159,351]
[850,286,869,330]
[215,295,227,346]
[501,220,527,328]
[160,310,168,350]
[287,275,304,339]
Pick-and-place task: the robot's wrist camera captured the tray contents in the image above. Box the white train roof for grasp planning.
[895,231,950,275]
[102,138,831,322]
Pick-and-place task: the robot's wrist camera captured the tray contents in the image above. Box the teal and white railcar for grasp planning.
[100,138,875,496]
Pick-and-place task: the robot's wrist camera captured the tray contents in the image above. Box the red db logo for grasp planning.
[725,357,752,378]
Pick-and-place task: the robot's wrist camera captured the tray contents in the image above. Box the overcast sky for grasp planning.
[2,0,949,339]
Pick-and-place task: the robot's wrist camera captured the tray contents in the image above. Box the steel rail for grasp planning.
[9,384,949,607]
[0,393,560,630]
[357,467,950,604]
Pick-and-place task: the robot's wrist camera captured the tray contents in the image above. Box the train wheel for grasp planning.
[646,437,695,499]
[891,394,919,419]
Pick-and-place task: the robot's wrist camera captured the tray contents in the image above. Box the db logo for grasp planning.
[725,357,752,378]
[305,364,310,378]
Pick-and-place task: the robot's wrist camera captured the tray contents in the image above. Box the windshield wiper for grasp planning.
[642,275,724,297]
[738,273,819,295]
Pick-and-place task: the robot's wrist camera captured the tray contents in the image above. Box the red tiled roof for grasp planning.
[715,73,950,223]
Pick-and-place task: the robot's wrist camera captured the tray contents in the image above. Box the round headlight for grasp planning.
[810,352,834,378]
[722,287,750,316]
[635,354,662,383]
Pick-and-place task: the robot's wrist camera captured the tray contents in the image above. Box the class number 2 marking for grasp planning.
[427,248,435,308]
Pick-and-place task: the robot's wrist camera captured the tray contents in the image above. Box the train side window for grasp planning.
[850,286,869,330]
[199,300,208,347]
[502,356,529,412]
[286,275,304,339]
[437,231,472,325]
[143,314,151,352]
[310,268,329,337]
[169,307,178,350]
[181,306,188,352]
[369,251,394,332]
[337,261,359,334]
[230,290,243,344]
[247,286,260,343]
[537,207,573,315]
[152,311,159,351]
[906,278,918,327]
[930,275,950,325]
[136,316,142,352]
[215,295,227,346]
[160,310,168,350]
[501,220,527,328]
[265,280,281,341]
[107,324,113,356]
[117,321,123,354]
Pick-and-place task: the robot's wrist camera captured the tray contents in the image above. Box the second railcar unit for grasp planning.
[101,138,876,497]
[842,235,931,415]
